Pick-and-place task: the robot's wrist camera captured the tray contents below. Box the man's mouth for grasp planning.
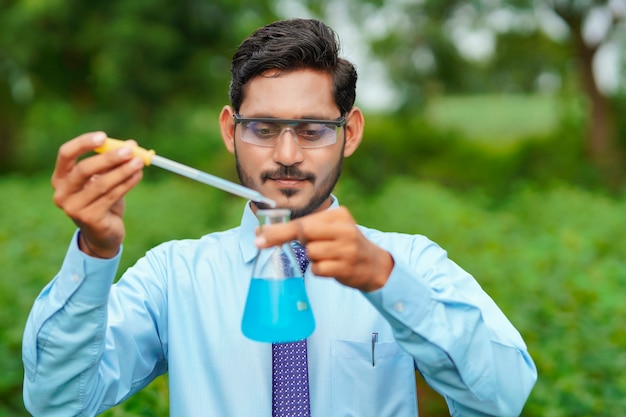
[262,169,315,186]
[270,177,308,187]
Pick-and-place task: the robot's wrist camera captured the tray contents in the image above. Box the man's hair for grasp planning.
[229,18,357,115]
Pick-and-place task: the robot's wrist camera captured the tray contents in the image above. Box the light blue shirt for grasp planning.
[23,199,536,416]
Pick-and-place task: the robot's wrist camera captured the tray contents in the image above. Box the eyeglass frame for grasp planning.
[233,114,347,149]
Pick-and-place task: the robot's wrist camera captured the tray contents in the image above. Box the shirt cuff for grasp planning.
[54,230,122,305]
[362,258,432,331]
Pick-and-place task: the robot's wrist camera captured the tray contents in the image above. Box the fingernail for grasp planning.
[254,235,267,247]
[129,157,144,168]
[92,132,106,145]
[118,146,132,157]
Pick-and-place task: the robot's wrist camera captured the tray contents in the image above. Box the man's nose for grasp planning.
[272,128,304,166]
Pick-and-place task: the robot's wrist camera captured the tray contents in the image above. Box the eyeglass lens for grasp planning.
[241,121,338,148]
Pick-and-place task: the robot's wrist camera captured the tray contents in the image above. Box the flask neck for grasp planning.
[256,208,292,226]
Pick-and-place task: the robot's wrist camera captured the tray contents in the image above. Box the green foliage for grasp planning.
[345,95,600,200]
[0,175,244,417]
[3,175,626,416]
[346,178,626,416]
[1,3,625,414]
[0,0,280,173]
[425,94,560,143]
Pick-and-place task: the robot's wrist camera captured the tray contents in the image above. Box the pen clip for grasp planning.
[371,332,378,367]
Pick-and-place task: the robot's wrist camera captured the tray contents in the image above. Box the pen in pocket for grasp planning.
[371,332,378,367]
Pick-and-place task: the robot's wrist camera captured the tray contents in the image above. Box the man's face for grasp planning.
[223,69,357,218]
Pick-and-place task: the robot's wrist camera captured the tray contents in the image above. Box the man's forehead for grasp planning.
[240,70,338,118]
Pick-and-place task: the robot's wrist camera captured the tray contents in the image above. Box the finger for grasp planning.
[61,160,144,216]
[309,259,347,279]
[53,152,143,210]
[255,207,355,248]
[69,140,139,182]
[308,248,388,291]
[255,220,303,247]
[305,239,352,263]
[55,146,141,207]
[53,135,138,190]
[63,176,141,248]
[53,132,108,177]
[70,171,142,251]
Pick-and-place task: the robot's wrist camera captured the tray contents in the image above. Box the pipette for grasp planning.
[95,138,277,208]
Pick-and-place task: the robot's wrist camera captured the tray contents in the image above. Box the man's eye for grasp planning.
[300,131,322,140]
[249,123,280,138]
[296,125,327,140]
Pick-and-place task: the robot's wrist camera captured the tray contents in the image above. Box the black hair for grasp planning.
[229,18,357,115]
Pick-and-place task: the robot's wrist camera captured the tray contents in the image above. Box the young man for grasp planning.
[23,18,536,416]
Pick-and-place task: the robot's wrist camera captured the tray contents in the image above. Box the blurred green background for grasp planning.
[2,0,626,416]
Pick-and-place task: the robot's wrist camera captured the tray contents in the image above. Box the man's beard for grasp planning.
[234,151,343,219]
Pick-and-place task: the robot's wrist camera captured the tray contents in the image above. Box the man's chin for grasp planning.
[277,188,300,198]
[284,195,333,219]
[271,190,306,210]
[251,184,332,218]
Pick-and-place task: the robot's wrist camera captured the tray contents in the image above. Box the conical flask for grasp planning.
[241,208,315,343]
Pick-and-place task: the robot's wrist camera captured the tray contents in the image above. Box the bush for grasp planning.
[0,175,241,417]
[346,178,626,416]
[344,110,602,202]
[3,176,626,416]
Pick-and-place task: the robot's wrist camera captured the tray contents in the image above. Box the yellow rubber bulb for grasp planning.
[94,138,155,166]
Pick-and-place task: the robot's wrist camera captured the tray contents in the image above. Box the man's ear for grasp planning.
[219,106,236,154]
[343,107,364,157]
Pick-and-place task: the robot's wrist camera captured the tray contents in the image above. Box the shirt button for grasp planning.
[72,273,80,283]
[394,301,405,313]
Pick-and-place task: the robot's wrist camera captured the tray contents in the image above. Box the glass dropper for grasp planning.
[95,138,277,208]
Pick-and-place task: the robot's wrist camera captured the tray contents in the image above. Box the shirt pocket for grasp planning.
[330,339,418,417]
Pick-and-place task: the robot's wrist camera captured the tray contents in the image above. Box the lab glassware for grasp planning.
[241,209,315,343]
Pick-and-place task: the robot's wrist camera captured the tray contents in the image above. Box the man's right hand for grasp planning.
[51,132,145,258]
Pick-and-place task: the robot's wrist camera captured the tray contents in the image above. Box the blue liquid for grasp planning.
[241,277,315,343]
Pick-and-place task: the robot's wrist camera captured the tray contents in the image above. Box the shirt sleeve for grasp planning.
[22,230,167,416]
[362,236,537,417]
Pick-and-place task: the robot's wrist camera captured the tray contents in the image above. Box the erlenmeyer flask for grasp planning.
[241,208,315,343]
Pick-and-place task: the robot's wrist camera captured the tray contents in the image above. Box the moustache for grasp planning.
[261,166,316,183]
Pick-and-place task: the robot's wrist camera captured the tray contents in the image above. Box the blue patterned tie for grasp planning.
[272,244,311,417]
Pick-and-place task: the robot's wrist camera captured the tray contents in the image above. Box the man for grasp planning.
[23,18,536,416]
